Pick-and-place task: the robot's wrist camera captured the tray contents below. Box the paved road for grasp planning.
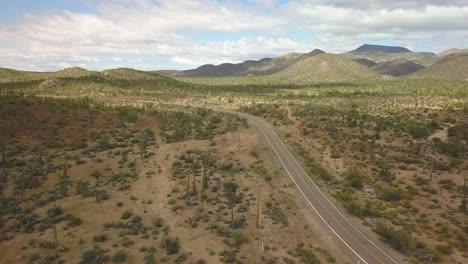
[219,108,404,264]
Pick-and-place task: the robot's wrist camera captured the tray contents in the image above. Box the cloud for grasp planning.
[0,0,467,71]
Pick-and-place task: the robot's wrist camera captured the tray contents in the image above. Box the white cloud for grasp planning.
[0,0,467,71]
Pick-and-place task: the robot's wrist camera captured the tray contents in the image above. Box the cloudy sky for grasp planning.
[1,0,467,71]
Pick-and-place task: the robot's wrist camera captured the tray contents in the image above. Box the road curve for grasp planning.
[218,108,404,264]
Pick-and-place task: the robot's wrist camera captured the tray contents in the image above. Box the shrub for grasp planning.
[346,170,365,189]
[408,126,429,139]
[374,225,415,253]
[379,189,402,202]
[111,250,128,262]
[93,234,108,242]
[160,236,180,255]
[79,247,109,264]
[120,211,133,220]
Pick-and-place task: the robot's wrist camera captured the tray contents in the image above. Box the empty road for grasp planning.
[219,108,404,264]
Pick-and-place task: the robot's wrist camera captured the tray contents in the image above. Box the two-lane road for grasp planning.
[219,108,404,264]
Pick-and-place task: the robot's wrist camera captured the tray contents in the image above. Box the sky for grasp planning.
[0,0,468,71]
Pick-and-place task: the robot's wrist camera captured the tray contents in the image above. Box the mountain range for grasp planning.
[155,44,467,79]
[1,44,467,85]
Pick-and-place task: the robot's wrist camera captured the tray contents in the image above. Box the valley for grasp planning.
[0,43,467,264]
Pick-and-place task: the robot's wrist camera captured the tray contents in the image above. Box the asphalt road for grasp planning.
[219,108,404,264]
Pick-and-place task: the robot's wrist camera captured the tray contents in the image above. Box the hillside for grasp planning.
[268,53,384,83]
[0,68,49,82]
[371,59,425,76]
[353,58,377,67]
[410,52,468,80]
[439,48,468,57]
[242,49,325,76]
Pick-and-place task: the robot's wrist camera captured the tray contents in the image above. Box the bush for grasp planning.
[346,170,365,189]
[93,234,108,242]
[374,225,415,253]
[307,164,332,181]
[160,236,180,255]
[379,189,402,202]
[79,247,109,264]
[111,250,128,262]
[408,126,429,139]
[121,211,133,220]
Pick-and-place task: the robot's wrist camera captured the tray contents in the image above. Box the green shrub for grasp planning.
[408,126,429,139]
[111,250,128,262]
[160,236,180,255]
[79,247,109,264]
[379,189,402,202]
[346,170,365,189]
[120,211,133,220]
[374,225,416,253]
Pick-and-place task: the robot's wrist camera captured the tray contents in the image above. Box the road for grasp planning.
[218,108,404,264]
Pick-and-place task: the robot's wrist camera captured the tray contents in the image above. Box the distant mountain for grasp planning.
[156,49,325,77]
[410,52,468,80]
[268,53,384,83]
[243,49,325,76]
[371,59,425,76]
[175,58,272,77]
[343,44,437,66]
[348,44,411,54]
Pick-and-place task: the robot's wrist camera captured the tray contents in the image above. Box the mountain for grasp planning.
[439,48,468,57]
[242,49,325,76]
[343,44,437,66]
[268,53,384,83]
[371,59,425,76]
[156,49,325,77]
[175,58,272,77]
[410,52,468,80]
[348,44,411,54]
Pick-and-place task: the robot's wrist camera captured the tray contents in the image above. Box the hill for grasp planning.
[371,59,425,76]
[268,53,384,83]
[410,52,468,80]
[52,67,97,78]
[439,48,468,57]
[0,68,49,82]
[100,68,171,80]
